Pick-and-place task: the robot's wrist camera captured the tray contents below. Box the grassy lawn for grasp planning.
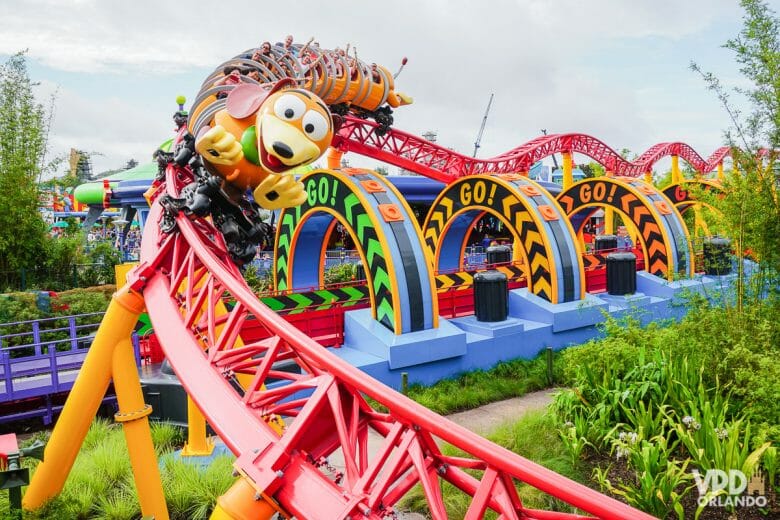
[403,351,555,415]
[7,419,235,520]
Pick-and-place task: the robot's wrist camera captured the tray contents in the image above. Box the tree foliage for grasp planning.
[692,0,780,309]
[0,52,52,272]
[578,161,605,178]
[724,0,780,150]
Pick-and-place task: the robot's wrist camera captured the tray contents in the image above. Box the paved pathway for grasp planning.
[444,389,556,436]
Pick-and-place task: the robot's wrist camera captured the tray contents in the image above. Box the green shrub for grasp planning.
[162,455,235,519]
[594,435,693,519]
[0,287,113,351]
[242,263,273,294]
[323,263,357,285]
[558,299,780,440]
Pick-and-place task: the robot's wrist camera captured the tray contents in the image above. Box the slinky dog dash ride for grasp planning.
[22,39,655,520]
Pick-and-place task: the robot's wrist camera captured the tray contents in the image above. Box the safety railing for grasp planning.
[0,312,141,424]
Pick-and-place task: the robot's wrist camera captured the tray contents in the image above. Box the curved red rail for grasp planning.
[136,162,653,519]
[332,116,732,181]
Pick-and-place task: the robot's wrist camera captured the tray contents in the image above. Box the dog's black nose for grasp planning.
[272,142,294,159]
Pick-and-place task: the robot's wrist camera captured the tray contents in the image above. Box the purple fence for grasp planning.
[0,312,140,425]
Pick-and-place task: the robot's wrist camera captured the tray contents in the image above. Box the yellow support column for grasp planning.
[562,151,573,189]
[24,287,145,510]
[112,337,169,519]
[326,147,343,170]
[671,155,681,184]
[182,396,214,456]
[718,162,725,181]
[603,171,614,235]
[644,170,653,185]
[603,211,614,236]
[210,478,277,520]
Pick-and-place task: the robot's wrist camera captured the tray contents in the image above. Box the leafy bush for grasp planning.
[323,263,357,285]
[594,435,693,519]
[81,241,124,286]
[0,287,113,354]
[242,263,273,294]
[553,312,779,519]
[558,298,780,440]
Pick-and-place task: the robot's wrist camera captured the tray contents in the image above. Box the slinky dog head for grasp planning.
[223,79,335,178]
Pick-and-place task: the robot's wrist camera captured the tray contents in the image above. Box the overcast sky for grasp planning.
[0,0,752,176]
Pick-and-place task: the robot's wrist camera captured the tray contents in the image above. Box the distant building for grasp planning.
[529,161,585,185]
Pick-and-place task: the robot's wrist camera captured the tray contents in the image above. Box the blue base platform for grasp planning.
[330,271,739,390]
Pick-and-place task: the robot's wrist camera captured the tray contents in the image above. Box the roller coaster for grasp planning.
[19,40,734,519]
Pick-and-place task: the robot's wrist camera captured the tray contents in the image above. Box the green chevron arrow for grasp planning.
[317,290,336,303]
[356,213,373,243]
[372,265,391,292]
[261,297,286,311]
[288,293,314,308]
[134,313,153,335]
[277,230,291,252]
[343,193,360,226]
[341,286,366,300]
[276,252,289,277]
[366,238,384,266]
[376,300,394,327]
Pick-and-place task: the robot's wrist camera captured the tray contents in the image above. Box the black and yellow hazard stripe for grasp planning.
[423,175,583,303]
[435,263,526,291]
[424,177,554,301]
[557,177,686,280]
[621,177,693,277]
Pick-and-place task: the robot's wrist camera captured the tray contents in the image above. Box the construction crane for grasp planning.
[541,129,559,169]
[472,93,494,157]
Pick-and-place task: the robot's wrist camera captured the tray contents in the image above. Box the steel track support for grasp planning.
[24,286,168,519]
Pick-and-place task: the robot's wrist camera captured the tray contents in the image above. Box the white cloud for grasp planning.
[34,80,170,175]
[4,0,747,176]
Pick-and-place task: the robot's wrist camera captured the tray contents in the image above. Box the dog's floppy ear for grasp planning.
[225,83,267,120]
[225,78,298,120]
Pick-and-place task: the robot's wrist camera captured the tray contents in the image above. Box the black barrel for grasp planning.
[703,237,731,275]
[473,270,508,322]
[355,263,366,281]
[595,234,618,252]
[486,245,511,265]
[606,252,637,295]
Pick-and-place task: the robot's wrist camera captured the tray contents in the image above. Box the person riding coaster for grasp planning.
[190,39,412,140]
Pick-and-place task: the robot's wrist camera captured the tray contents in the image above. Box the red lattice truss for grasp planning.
[332,116,733,182]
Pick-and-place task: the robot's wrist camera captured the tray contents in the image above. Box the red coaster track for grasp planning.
[136,161,653,519]
[332,115,731,181]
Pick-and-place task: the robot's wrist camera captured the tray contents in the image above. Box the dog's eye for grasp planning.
[273,94,305,121]
[302,110,329,141]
